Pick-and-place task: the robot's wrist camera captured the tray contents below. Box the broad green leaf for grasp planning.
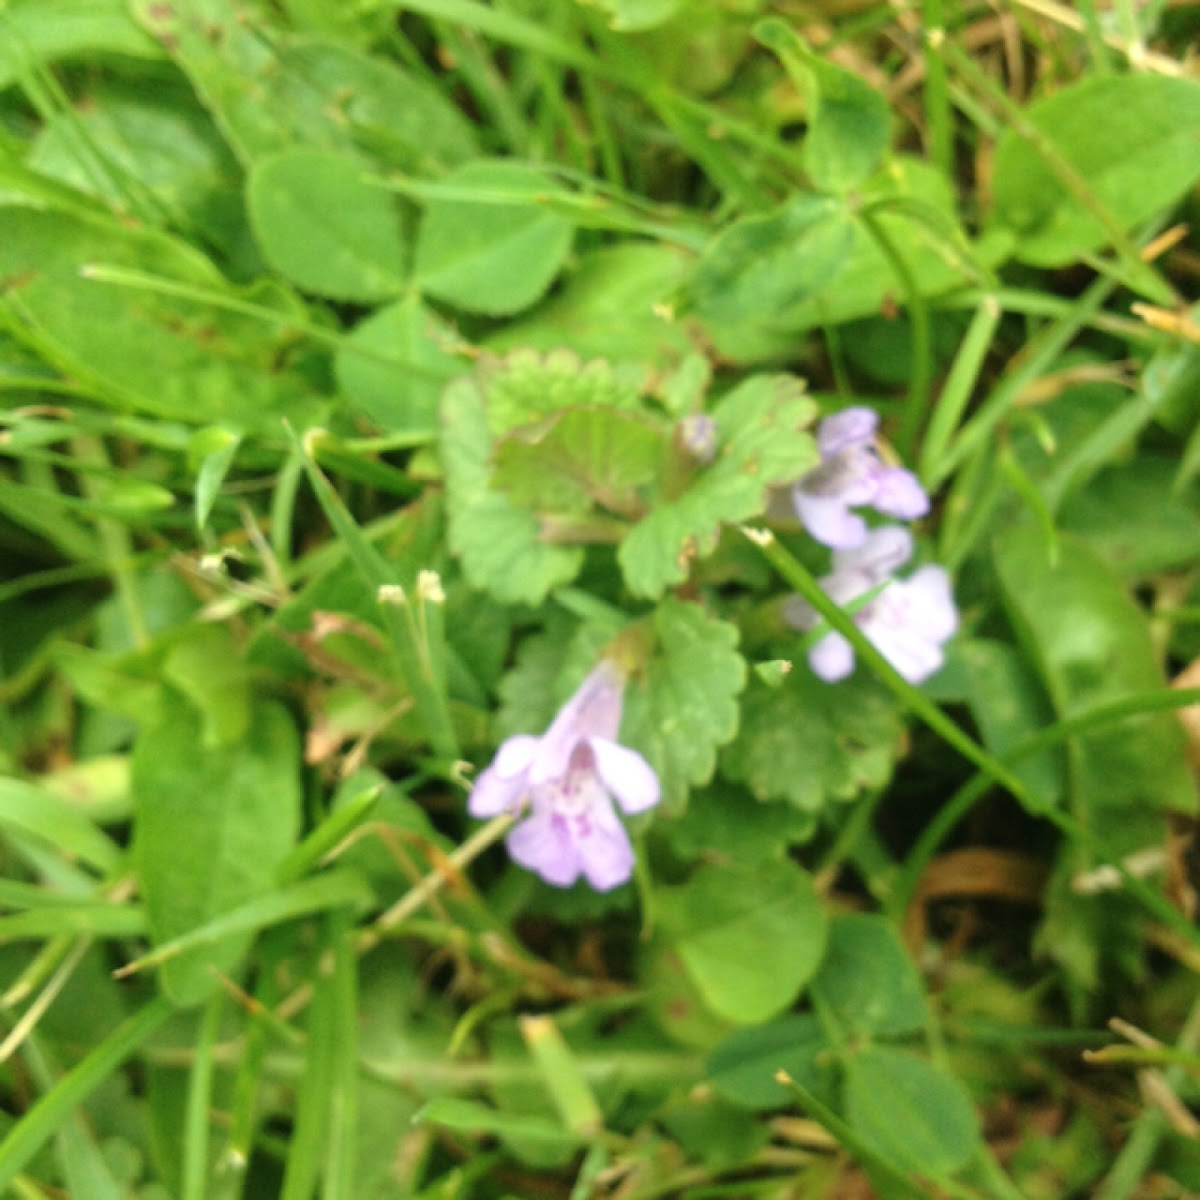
[335,296,465,438]
[688,194,853,324]
[414,160,574,315]
[481,347,642,437]
[993,527,1196,845]
[957,639,1064,803]
[661,859,826,1024]
[721,667,900,812]
[621,599,746,814]
[0,207,309,427]
[1059,459,1200,580]
[132,692,301,1006]
[640,938,736,1048]
[756,20,891,192]
[810,915,927,1037]
[619,374,816,597]
[29,77,242,244]
[490,406,668,515]
[161,624,251,747]
[707,1014,833,1110]
[705,160,977,352]
[440,376,584,604]
[129,1,476,169]
[991,75,1200,266]
[842,1047,979,1178]
[489,243,694,371]
[248,148,406,301]
[0,0,160,89]
[661,783,820,864]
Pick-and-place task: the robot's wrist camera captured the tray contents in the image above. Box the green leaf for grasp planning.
[0,0,160,90]
[661,858,827,1024]
[129,2,476,170]
[247,149,406,301]
[707,1014,834,1110]
[490,406,667,515]
[619,374,817,597]
[0,207,308,428]
[415,1097,580,1150]
[956,638,1065,803]
[489,242,693,371]
[688,194,853,324]
[705,160,976,351]
[161,624,251,747]
[589,0,685,31]
[841,1047,980,1178]
[440,376,584,605]
[334,296,465,438]
[132,692,302,1006]
[993,527,1197,846]
[756,20,891,192]
[481,347,643,437]
[991,74,1200,266]
[414,160,574,315]
[1059,459,1200,580]
[721,667,900,812]
[810,915,927,1037]
[621,599,746,814]
[189,426,241,531]
[0,776,122,875]
[28,76,242,249]
[661,783,820,864]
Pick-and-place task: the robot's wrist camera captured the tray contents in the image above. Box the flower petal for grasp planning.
[468,734,539,817]
[507,811,581,887]
[869,622,945,684]
[809,632,855,681]
[903,566,959,641]
[576,801,636,891]
[872,466,930,520]
[531,661,625,784]
[589,737,660,814]
[832,525,912,581]
[793,490,867,549]
[818,406,877,456]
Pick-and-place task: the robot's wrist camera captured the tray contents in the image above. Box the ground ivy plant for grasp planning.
[2,1,1200,1198]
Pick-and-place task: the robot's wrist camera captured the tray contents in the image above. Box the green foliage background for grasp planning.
[2,1,1200,1197]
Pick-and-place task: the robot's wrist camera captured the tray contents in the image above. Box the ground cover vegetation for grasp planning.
[2,0,1200,1195]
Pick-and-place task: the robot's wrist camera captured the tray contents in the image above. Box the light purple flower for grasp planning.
[469,660,660,891]
[793,407,929,549]
[784,526,958,684]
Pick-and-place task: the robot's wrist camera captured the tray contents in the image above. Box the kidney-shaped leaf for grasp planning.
[662,858,827,1024]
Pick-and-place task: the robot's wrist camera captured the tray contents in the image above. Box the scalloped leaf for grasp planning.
[619,375,817,598]
[720,667,901,812]
[621,599,746,814]
[490,406,668,516]
[440,377,583,605]
[481,348,643,437]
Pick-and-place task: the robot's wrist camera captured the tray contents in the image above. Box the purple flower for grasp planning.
[784,526,958,684]
[468,660,660,891]
[793,407,929,549]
